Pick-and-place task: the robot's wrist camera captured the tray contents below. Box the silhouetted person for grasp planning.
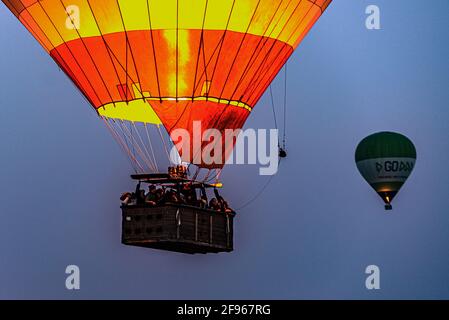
[145,185,158,206]
[199,186,208,209]
[120,192,133,206]
[164,189,179,203]
[214,188,226,211]
[181,183,197,206]
[155,188,165,205]
[222,200,233,213]
[209,198,220,211]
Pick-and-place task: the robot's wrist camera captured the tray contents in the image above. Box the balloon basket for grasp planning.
[121,204,234,254]
[384,204,393,210]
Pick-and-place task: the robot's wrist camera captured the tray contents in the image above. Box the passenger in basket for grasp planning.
[120,192,134,206]
[145,185,158,206]
[209,198,221,211]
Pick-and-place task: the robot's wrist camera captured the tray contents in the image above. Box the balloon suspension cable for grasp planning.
[102,117,134,171]
[205,169,222,183]
[120,120,152,172]
[235,158,282,211]
[108,119,143,172]
[192,167,201,182]
[102,117,143,173]
[132,122,157,172]
[202,169,211,183]
[269,84,279,140]
[215,169,222,183]
[269,63,288,159]
[282,63,288,150]
[157,125,171,162]
[115,120,145,173]
[129,121,137,166]
[119,120,155,172]
[144,123,159,172]
[235,174,276,211]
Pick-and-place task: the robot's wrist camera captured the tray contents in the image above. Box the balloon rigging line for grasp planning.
[245,2,316,105]
[207,0,237,97]
[226,0,284,101]
[236,66,289,210]
[129,122,136,168]
[210,0,297,134]
[235,160,281,211]
[102,117,135,171]
[215,169,220,182]
[192,167,201,182]
[114,120,138,169]
[243,0,315,103]
[86,0,124,103]
[208,0,261,133]
[115,0,145,104]
[132,122,157,172]
[146,0,163,100]
[113,120,145,173]
[103,118,142,173]
[119,120,154,172]
[202,169,211,183]
[144,123,159,172]
[269,85,280,147]
[200,0,294,178]
[191,0,209,99]
[157,125,171,162]
[237,0,298,101]
[56,0,116,104]
[170,2,236,134]
[217,0,262,100]
[282,63,287,149]
[124,121,155,172]
[244,42,289,104]
[176,0,179,99]
[236,174,275,211]
[133,122,156,171]
[205,169,222,183]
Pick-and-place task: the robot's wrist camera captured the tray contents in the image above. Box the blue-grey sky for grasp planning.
[1,0,448,299]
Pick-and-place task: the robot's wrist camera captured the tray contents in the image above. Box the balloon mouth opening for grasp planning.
[377,191,398,210]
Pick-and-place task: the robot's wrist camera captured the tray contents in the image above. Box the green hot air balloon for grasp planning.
[355,132,416,210]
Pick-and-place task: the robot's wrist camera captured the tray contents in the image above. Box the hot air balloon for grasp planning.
[355,132,416,211]
[2,0,332,253]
